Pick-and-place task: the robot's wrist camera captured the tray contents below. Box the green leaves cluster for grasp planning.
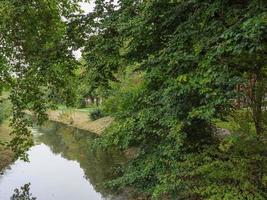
[82,0,267,199]
[0,0,83,158]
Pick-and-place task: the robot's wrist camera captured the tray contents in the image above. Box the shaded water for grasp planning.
[0,121,127,200]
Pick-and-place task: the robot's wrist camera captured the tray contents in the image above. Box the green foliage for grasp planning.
[0,99,12,123]
[0,0,266,198]
[85,0,267,199]
[216,109,256,135]
[0,0,84,158]
[102,66,144,117]
[89,108,105,121]
[10,183,36,200]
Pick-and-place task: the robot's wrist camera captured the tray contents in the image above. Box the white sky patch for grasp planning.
[78,2,95,14]
[73,49,82,60]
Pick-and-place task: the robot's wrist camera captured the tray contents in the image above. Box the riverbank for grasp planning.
[30,109,114,135]
[0,121,14,171]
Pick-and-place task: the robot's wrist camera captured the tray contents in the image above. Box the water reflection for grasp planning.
[0,121,127,200]
[36,121,127,197]
[10,183,36,200]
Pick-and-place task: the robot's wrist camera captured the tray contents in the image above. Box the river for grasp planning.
[0,121,128,200]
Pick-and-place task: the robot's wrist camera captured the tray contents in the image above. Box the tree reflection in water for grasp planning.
[36,121,127,198]
[10,183,37,200]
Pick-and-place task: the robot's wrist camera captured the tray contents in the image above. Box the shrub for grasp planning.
[89,108,105,121]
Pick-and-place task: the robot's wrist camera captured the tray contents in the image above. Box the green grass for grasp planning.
[214,120,236,131]
[56,104,98,113]
[76,107,96,113]
[214,109,259,136]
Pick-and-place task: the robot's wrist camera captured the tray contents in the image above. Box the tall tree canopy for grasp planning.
[0,0,85,158]
[81,0,267,199]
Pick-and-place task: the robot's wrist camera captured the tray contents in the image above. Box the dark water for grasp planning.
[0,121,127,200]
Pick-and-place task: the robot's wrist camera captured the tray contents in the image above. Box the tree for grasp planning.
[82,0,267,199]
[0,0,84,158]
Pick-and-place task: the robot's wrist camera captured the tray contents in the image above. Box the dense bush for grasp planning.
[84,0,267,199]
[89,108,105,121]
[99,86,267,199]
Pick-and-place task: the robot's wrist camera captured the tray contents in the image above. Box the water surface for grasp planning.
[0,121,127,200]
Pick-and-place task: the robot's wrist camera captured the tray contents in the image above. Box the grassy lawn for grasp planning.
[57,105,96,113]
[75,107,96,113]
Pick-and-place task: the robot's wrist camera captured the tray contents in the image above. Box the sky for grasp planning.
[78,2,95,14]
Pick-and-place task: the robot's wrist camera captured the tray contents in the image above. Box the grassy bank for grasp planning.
[27,107,113,135]
[47,109,113,135]
[0,121,14,171]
